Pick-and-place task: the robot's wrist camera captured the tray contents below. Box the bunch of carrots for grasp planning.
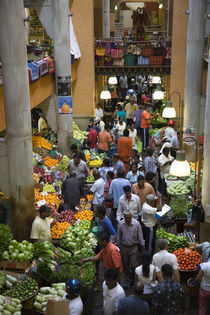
[173,248,202,271]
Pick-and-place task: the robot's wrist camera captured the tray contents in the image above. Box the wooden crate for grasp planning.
[0,260,32,272]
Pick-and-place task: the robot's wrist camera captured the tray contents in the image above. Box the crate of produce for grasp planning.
[149,55,164,66]
[141,46,154,57]
[0,260,32,271]
[124,54,136,66]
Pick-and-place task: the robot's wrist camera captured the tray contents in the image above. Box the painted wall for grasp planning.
[170,0,189,114]
[0,73,55,131]
[71,0,95,123]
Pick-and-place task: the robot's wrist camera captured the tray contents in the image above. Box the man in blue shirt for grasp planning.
[109,170,131,229]
[96,206,116,239]
[133,106,143,138]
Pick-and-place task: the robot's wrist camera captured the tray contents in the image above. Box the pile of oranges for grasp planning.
[35,192,59,209]
[86,194,93,201]
[34,173,39,182]
[32,136,52,150]
[75,210,93,221]
[51,221,70,239]
[44,156,59,168]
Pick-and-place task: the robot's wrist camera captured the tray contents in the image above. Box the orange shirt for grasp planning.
[98,131,112,151]
[97,242,123,271]
[141,111,151,129]
[132,182,156,206]
[118,137,132,163]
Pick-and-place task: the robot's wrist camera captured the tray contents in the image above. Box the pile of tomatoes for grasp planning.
[173,248,202,271]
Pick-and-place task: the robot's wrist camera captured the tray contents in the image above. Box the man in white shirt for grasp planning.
[95,103,104,118]
[164,120,177,141]
[30,205,52,242]
[63,279,83,315]
[117,185,141,222]
[157,147,174,197]
[116,116,126,138]
[103,268,125,315]
[141,194,159,254]
[90,169,105,211]
[68,153,88,198]
[152,238,180,283]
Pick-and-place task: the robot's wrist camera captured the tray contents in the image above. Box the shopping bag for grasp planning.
[46,299,69,315]
[137,139,142,153]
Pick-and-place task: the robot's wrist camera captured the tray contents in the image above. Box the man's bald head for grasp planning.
[133,281,144,295]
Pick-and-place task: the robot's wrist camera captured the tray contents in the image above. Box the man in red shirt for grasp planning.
[141,107,159,150]
[80,233,123,279]
[88,125,98,152]
[98,124,112,154]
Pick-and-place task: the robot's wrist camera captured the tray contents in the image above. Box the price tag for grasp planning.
[4,296,12,304]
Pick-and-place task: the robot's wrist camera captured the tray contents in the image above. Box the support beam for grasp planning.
[183,0,206,134]
[103,0,110,38]
[202,60,210,223]
[0,0,34,240]
[52,0,73,154]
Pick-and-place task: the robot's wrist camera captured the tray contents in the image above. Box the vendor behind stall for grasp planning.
[30,205,53,243]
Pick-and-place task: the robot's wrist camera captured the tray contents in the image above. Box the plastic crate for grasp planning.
[124,54,136,66]
[141,47,154,57]
[149,55,164,66]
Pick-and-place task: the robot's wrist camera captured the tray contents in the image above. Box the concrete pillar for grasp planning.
[103,0,110,38]
[0,0,34,240]
[52,0,73,154]
[183,0,206,134]
[202,61,210,223]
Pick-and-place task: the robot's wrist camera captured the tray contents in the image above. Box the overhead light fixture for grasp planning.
[162,101,176,118]
[100,85,111,100]
[153,85,164,100]
[170,151,191,177]
[152,76,161,84]
[115,5,117,10]
[159,4,163,9]
[108,76,118,85]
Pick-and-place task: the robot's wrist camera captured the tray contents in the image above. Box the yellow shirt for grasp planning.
[125,103,138,119]
[30,217,52,242]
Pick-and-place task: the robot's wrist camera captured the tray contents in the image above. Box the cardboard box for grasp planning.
[46,299,69,315]
[0,260,32,271]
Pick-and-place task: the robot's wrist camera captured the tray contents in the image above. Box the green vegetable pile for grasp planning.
[76,220,91,230]
[34,241,55,259]
[4,274,18,290]
[150,115,168,126]
[0,295,22,314]
[156,228,189,253]
[167,182,190,196]
[0,224,13,255]
[169,196,191,218]
[60,225,97,252]
[0,271,6,290]
[3,276,38,301]
[34,283,65,313]
[56,155,70,172]
[1,240,34,262]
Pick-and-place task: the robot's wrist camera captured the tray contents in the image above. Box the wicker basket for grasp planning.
[149,55,164,66]
[141,47,154,57]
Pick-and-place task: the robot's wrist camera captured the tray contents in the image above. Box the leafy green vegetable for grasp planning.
[0,271,6,289]
[0,224,13,254]
[34,241,55,259]
[169,196,191,218]
[156,228,189,253]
